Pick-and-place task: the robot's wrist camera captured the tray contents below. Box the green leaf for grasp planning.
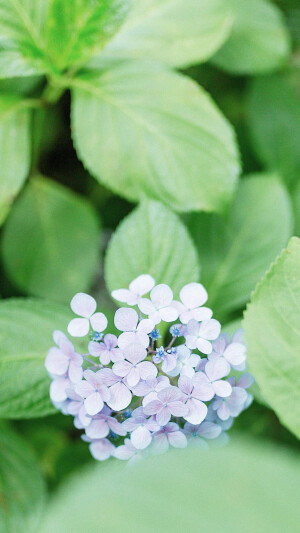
[211,0,291,74]
[0,94,31,226]
[0,47,43,78]
[0,0,50,75]
[246,73,300,187]
[46,0,130,71]
[293,182,300,237]
[243,237,300,439]
[1,176,101,303]
[0,298,71,418]
[40,439,300,533]
[71,61,240,213]
[187,174,293,320]
[105,199,200,298]
[99,0,232,68]
[0,425,46,533]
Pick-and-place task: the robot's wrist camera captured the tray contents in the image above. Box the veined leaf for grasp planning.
[243,237,300,439]
[46,0,130,71]
[1,175,101,303]
[71,60,240,213]
[99,0,232,68]
[211,0,291,74]
[187,175,293,320]
[105,199,200,298]
[0,94,31,226]
[0,425,46,533]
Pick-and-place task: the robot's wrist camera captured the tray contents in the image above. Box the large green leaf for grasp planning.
[211,0,290,74]
[0,94,31,226]
[99,0,232,68]
[0,0,50,74]
[0,425,46,533]
[1,175,101,303]
[40,439,300,533]
[293,182,300,237]
[71,61,240,213]
[0,299,72,418]
[105,199,200,298]
[246,74,300,187]
[187,175,293,320]
[243,237,300,439]
[0,46,43,78]
[46,0,130,71]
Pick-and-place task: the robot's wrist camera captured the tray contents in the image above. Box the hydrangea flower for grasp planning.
[68,293,107,337]
[88,334,123,365]
[173,283,213,324]
[45,275,254,463]
[138,284,178,324]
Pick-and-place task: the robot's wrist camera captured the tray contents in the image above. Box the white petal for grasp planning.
[129,274,155,296]
[138,361,158,380]
[205,358,230,381]
[168,430,187,449]
[50,378,70,402]
[111,289,131,303]
[159,306,179,322]
[68,362,83,384]
[137,318,155,334]
[199,319,221,341]
[196,338,213,355]
[213,380,232,398]
[90,312,107,332]
[70,293,96,318]
[45,347,68,375]
[117,331,136,350]
[107,382,132,411]
[150,284,173,308]
[123,343,147,364]
[127,367,140,387]
[131,426,152,450]
[180,283,208,309]
[135,331,150,349]
[198,422,222,439]
[67,317,89,337]
[138,298,155,316]
[114,308,138,332]
[224,343,246,366]
[84,392,104,415]
[185,335,198,350]
[184,398,207,425]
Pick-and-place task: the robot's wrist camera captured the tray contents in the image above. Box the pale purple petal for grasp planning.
[107,382,132,411]
[67,317,89,337]
[114,307,138,332]
[84,392,104,415]
[75,380,94,398]
[216,401,231,420]
[238,373,254,389]
[111,289,131,303]
[137,318,155,334]
[178,375,193,395]
[90,439,114,461]
[45,347,68,375]
[50,377,70,402]
[213,380,232,398]
[168,401,189,417]
[152,433,169,454]
[137,298,155,315]
[86,419,109,439]
[90,312,107,332]
[192,373,214,401]
[131,426,152,450]
[114,439,135,460]
[108,417,127,436]
[158,386,182,404]
[161,354,177,373]
[186,319,200,336]
[199,319,221,341]
[117,331,136,350]
[205,358,230,381]
[68,361,83,383]
[198,421,222,439]
[123,343,147,364]
[224,343,246,366]
[97,368,118,386]
[138,361,158,380]
[143,400,162,416]
[156,406,171,426]
[196,338,213,355]
[127,366,140,387]
[112,360,132,378]
[185,398,207,425]
[168,430,188,449]
[135,331,150,348]
[70,293,96,318]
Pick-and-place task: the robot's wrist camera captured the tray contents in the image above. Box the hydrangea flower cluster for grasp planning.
[45,275,253,463]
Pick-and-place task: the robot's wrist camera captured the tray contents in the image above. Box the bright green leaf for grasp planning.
[1,175,101,303]
[246,73,300,187]
[40,439,300,533]
[211,0,291,74]
[71,61,240,213]
[0,46,43,78]
[0,0,50,74]
[0,299,72,418]
[243,237,300,439]
[0,94,31,226]
[293,182,300,237]
[46,0,130,71]
[187,175,293,320]
[99,0,232,68]
[105,199,200,298]
[0,425,46,533]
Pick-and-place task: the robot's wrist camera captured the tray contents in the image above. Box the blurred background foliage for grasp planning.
[0,1,299,531]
